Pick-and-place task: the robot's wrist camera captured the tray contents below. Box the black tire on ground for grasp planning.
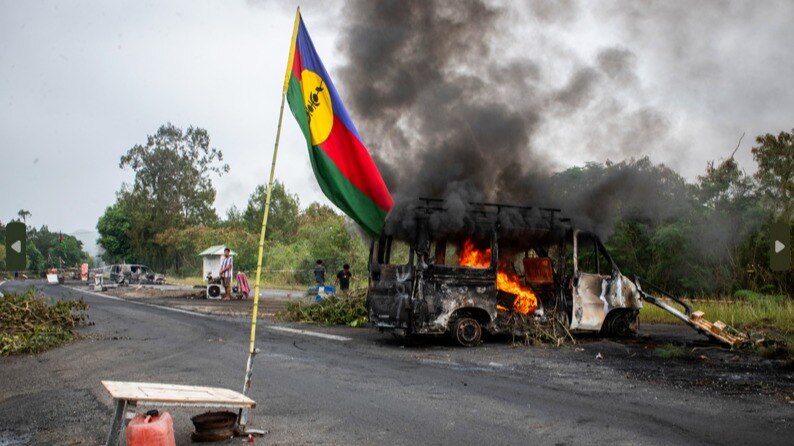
[603,310,636,337]
[452,316,482,347]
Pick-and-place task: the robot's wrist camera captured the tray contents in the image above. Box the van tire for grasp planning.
[603,310,637,337]
[452,316,482,347]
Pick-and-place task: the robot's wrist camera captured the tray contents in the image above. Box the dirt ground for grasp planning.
[96,283,296,317]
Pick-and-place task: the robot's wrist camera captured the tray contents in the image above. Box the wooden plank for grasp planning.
[102,381,255,408]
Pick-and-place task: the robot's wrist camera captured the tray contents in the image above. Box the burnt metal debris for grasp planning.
[366,198,745,347]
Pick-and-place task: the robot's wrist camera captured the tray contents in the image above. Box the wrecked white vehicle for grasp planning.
[108,263,166,285]
[367,199,742,347]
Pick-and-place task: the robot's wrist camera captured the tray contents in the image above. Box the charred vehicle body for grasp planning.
[367,199,744,347]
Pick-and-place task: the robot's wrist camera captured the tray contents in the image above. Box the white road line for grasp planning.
[65,286,351,342]
[64,285,215,319]
[267,326,351,342]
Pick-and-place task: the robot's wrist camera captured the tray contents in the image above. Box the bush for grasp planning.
[277,289,367,327]
[0,289,89,355]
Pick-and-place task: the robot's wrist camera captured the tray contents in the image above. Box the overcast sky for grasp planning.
[1,0,792,235]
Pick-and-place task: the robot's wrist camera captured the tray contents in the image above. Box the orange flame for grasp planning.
[458,239,538,314]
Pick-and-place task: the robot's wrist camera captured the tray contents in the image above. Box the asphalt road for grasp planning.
[0,281,791,445]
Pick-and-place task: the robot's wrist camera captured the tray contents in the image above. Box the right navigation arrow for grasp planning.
[775,240,785,254]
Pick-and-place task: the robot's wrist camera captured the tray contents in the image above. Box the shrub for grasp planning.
[277,289,367,327]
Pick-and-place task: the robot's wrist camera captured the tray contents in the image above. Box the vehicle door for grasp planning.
[367,235,415,329]
[570,230,615,331]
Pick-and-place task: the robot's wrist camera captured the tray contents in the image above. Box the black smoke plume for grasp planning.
[336,0,681,239]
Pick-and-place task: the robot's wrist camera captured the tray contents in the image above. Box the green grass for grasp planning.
[640,298,794,333]
[641,297,794,358]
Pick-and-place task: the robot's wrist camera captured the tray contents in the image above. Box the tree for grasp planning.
[697,157,756,213]
[17,209,31,225]
[97,201,133,263]
[27,244,44,273]
[223,205,244,228]
[752,128,793,222]
[26,226,88,269]
[118,123,228,268]
[243,181,300,243]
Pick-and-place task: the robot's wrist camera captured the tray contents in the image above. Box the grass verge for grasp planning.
[0,289,89,355]
[640,298,794,330]
[641,298,794,359]
[277,289,367,327]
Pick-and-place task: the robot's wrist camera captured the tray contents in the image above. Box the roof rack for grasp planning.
[415,197,571,232]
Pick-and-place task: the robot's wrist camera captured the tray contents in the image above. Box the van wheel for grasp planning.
[452,317,482,347]
[603,311,636,337]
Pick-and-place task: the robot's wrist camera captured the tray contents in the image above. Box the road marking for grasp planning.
[64,286,351,341]
[65,285,216,319]
[267,326,351,342]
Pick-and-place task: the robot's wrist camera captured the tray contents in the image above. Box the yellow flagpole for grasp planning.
[238,6,301,433]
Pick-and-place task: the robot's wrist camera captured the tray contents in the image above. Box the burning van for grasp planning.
[366,199,645,346]
[367,198,746,347]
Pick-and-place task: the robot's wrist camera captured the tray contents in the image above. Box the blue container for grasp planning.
[315,285,336,302]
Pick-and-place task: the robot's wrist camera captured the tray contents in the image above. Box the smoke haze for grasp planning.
[333,0,789,243]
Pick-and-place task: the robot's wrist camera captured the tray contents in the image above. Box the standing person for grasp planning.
[335,263,352,292]
[314,259,326,286]
[219,248,234,300]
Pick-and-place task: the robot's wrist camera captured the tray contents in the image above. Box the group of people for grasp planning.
[216,248,354,300]
[313,259,352,291]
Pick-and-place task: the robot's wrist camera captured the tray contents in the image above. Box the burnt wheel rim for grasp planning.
[456,318,481,346]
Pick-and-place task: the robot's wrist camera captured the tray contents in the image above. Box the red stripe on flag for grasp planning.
[291,48,303,81]
[318,116,393,212]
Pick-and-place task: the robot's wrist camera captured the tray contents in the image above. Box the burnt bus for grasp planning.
[366,200,643,346]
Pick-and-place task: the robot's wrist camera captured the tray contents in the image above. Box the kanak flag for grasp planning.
[284,11,393,236]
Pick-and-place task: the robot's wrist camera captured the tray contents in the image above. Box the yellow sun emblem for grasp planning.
[302,70,334,145]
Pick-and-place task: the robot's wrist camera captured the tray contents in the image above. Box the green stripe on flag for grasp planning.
[287,74,387,236]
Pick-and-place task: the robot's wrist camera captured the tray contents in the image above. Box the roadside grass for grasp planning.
[639,298,794,331]
[640,297,794,358]
[0,289,89,355]
[277,289,368,327]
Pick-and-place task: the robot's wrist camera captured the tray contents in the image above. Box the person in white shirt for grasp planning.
[219,248,233,300]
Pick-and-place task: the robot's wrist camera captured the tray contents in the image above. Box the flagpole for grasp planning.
[238,6,301,433]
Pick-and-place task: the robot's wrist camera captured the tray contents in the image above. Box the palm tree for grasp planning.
[17,209,31,225]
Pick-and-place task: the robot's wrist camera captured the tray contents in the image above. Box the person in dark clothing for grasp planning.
[314,259,326,285]
[335,264,352,291]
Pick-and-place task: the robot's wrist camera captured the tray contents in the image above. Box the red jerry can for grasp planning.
[126,410,176,446]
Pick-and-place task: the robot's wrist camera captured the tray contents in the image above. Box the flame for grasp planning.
[458,239,538,315]
[457,239,492,268]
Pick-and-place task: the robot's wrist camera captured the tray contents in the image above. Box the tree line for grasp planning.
[0,210,90,273]
[95,123,791,296]
[96,123,367,285]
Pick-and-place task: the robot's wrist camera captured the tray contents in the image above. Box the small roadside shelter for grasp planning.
[199,245,237,280]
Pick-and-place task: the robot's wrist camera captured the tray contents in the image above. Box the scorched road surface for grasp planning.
[0,281,791,445]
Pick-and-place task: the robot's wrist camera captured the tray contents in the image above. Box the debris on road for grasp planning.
[0,289,89,355]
